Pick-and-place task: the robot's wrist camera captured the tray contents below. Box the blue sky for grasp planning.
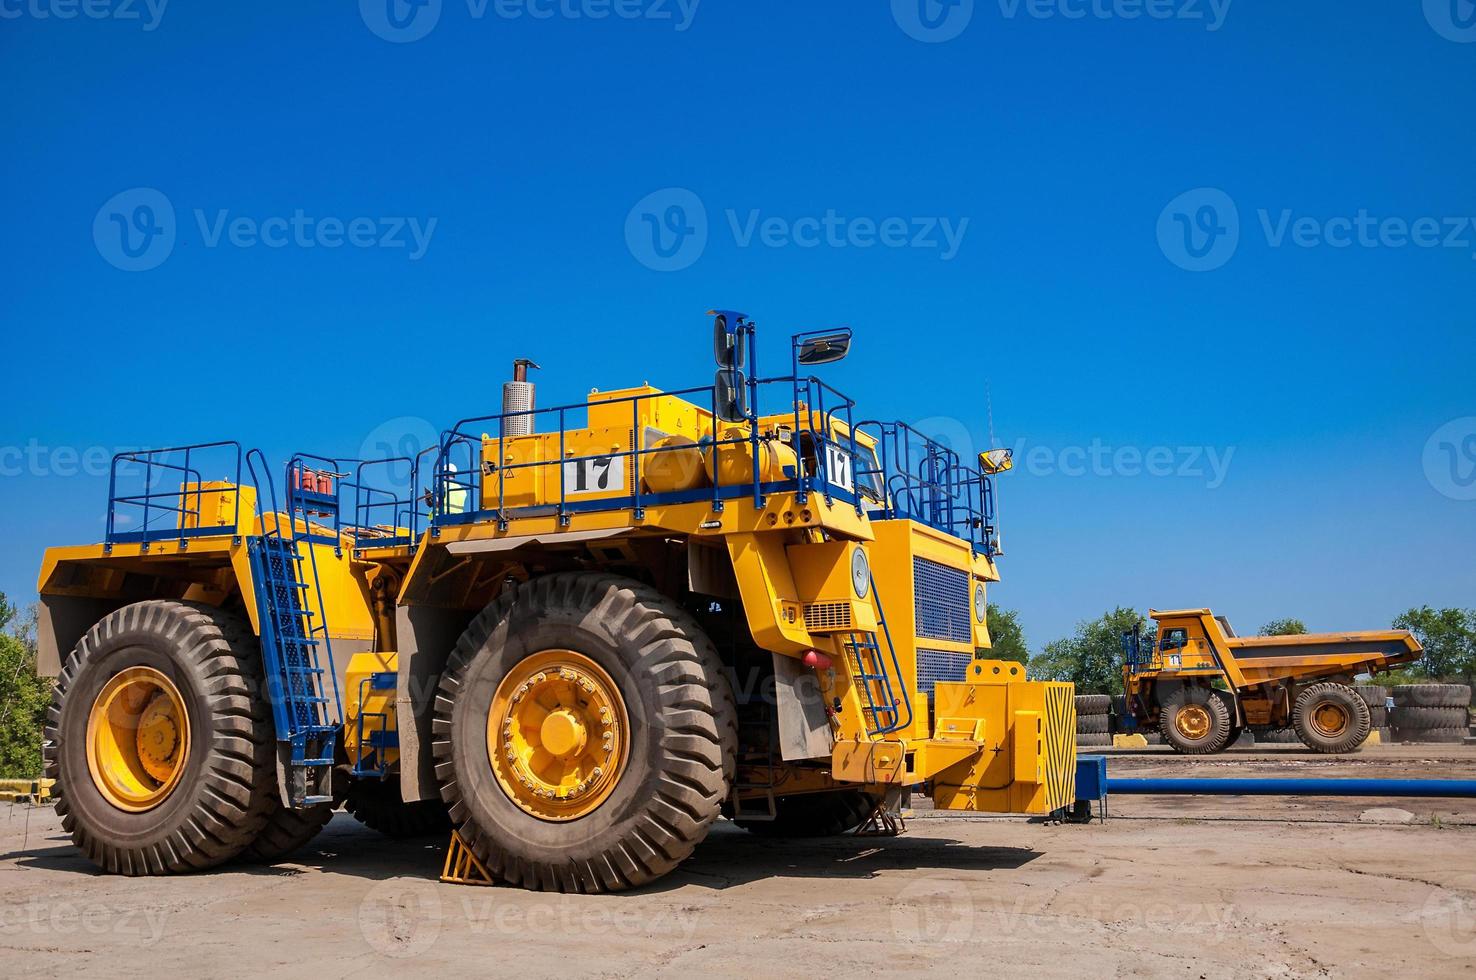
[1,1,1472,649]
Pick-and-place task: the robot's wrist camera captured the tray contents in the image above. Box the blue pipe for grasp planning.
[1106,777,1476,798]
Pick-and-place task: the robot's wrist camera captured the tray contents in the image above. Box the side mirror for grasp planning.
[714,368,749,422]
[795,330,851,366]
[978,448,1013,475]
[710,309,749,369]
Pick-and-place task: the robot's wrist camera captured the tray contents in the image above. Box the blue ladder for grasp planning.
[845,574,915,738]
[245,453,343,807]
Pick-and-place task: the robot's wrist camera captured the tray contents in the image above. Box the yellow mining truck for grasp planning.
[1121,609,1422,754]
[36,311,1075,891]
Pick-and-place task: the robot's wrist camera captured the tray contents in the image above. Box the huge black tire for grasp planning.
[1075,694,1111,715]
[1393,684,1472,708]
[345,776,450,839]
[44,601,277,874]
[433,573,737,893]
[1391,706,1470,730]
[734,790,880,838]
[240,797,335,862]
[1076,714,1110,735]
[1392,727,1470,744]
[1077,732,1113,746]
[1293,682,1371,753]
[1160,687,1234,755]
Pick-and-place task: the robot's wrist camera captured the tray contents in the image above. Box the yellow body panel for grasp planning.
[344,651,398,773]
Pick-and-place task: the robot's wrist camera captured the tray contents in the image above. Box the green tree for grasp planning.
[1029,607,1150,695]
[1259,618,1308,636]
[1393,606,1476,683]
[984,603,1028,665]
[0,594,51,779]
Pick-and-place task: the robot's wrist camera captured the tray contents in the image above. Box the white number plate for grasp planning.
[824,444,855,493]
[562,455,627,496]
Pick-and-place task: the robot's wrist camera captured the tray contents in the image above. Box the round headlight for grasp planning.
[974,584,986,623]
[851,547,870,599]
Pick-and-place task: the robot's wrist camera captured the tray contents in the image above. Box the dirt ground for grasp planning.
[4,743,1475,979]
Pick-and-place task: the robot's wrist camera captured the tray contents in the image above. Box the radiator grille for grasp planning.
[913,557,971,643]
[803,602,852,632]
[917,648,973,695]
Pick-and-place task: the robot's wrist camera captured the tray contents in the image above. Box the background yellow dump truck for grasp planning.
[1121,609,1423,754]
[35,311,1075,891]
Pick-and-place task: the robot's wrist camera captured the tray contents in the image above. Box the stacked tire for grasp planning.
[1075,694,1112,746]
[1390,684,1472,744]
[1355,685,1392,744]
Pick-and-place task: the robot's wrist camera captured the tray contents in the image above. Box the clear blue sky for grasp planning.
[2,1,1472,650]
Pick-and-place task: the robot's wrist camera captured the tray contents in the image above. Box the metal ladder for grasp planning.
[246,452,343,807]
[845,574,914,738]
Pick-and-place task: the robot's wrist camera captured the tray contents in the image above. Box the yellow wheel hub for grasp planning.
[1311,702,1349,737]
[1175,704,1212,741]
[86,666,190,812]
[488,650,628,822]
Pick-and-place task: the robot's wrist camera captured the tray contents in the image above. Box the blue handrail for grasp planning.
[105,441,242,548]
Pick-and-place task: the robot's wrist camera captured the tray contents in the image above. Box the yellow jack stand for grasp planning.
[440,829,495,885]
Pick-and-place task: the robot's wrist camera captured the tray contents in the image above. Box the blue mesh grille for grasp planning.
[913,556,971,642]
[917,648,972,694]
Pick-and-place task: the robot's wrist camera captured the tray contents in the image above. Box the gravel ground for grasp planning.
[2,743,1474,979]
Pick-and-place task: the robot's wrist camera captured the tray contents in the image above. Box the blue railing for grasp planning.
[857,420,1000,556]
[351,447,436,550]
[427,374,869,531]
[105,441,243,549]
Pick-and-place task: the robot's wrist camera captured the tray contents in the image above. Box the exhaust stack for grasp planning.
[503,358,539,435]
